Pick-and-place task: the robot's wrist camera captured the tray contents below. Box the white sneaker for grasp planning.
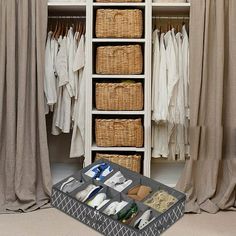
[114,201,129,214]
[134,210,155,230]
[104,171,132,192]
[87,193,107,208]
[97,199,111,210]
[103,201,119,216]
[103,201,128,216]
[114,180,133,192]
[60,177,84,193]
[75,184,101,202]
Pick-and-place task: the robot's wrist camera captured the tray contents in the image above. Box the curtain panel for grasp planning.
[0,0,52,213]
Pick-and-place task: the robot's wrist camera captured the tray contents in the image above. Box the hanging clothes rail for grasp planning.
[48,16,86,19]
[152,16,189,19]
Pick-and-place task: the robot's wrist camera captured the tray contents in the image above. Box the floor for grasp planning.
[0,208,235,236]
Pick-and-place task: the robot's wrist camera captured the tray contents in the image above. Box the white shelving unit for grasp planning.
[85,1,152,177]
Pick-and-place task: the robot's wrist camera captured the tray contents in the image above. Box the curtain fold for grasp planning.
[176,0,236,213]
[0,0,52,213]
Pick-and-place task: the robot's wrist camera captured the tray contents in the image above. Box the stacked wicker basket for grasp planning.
[94,2,144,173]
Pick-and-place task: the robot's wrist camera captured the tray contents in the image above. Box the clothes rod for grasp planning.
[152,16,189,19]
[48,16,86,19]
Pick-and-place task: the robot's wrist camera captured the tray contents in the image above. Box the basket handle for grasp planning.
[113,84,126,89]
[112,11,127,21]
[109,47,129,57]
[113,120,126,127]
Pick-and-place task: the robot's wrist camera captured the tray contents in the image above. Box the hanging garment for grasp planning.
[66,27,75,98]
[51,36,62,135]
[175,32,186,160]
[73,32,80,100]
[152,32,168,122]
[70,34,86,158]
[55,36,69,87]
[165,29,178,158]
[152,29,160,116]
[55,36,71,133]
[44,31,57,105]
[164,29,179,124]
[182,24,190,120]
[152,33,169,158]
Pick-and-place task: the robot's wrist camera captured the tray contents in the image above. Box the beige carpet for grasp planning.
[0,208,235,236]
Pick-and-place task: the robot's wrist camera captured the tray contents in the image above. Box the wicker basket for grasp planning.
[96,9,143,38]
[95,118,143,147]
[96,45,143,75]
[96,0,142,2]
[95,153,141,173]
[96,82,143,111]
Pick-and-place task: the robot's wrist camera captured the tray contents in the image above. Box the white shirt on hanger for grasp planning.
[55,36,72,133]
[44,31,57,105]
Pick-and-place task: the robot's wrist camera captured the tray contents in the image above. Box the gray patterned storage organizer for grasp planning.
[51,159,186,236]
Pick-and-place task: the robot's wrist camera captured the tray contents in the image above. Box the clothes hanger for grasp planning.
[52,20,58,39]
[82,22,86,35]
[77,22,82,40]
[65,18,69,36]
[57,20,61,39]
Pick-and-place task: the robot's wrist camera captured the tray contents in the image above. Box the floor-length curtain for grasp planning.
[0,0,52,213]
[176,0,236,213]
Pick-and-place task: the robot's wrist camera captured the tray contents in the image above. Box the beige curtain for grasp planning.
[0,0,52,213]
[176,0,236,213]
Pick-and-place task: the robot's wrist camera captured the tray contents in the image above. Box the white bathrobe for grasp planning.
[70,34,86,158]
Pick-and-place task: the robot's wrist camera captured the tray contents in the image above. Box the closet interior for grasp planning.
[47,1,87,183]
[46,1,190,187]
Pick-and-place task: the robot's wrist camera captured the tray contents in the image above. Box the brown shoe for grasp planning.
[128,185,152,201]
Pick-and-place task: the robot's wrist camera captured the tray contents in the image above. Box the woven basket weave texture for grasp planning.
[96,9,143,38]
[95,118,143,147]
[96,82,143,111]
[96,45,143,75]
[95,153,141,173]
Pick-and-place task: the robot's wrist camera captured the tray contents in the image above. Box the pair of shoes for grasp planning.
[128,185,152,201]
[117,203,139,225]
[60,177,84,193]
[75,184,102,202]
[134,210,155,230]
[87,193,111,210]
[104,171,132,192]
[103,201,128,216]
[85,163,113,181]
